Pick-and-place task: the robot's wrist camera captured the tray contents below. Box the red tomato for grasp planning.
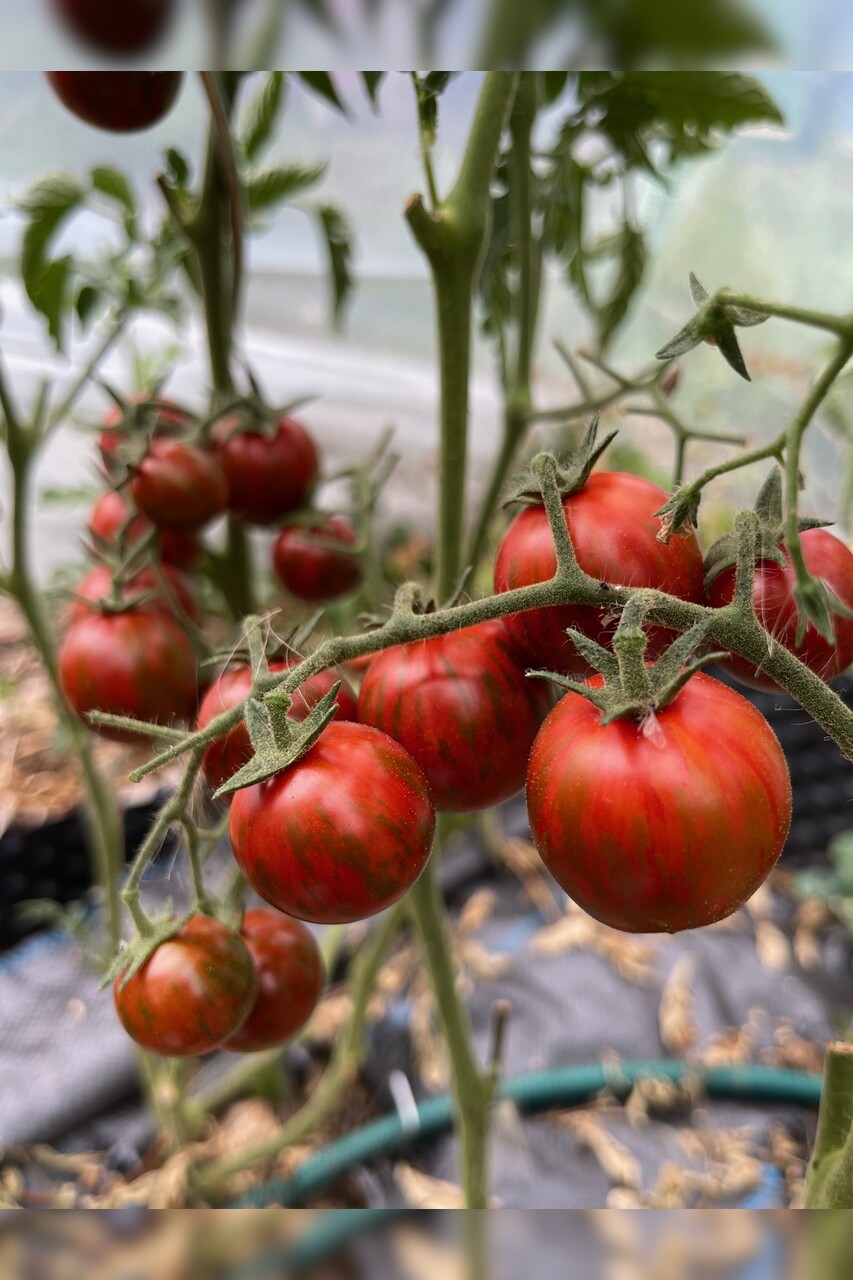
[705,529,853,692]
[114,915,257,1058]
[51,0,175,54]
[45,72,183,133]
[59,609,197,742]
[214,415,320,525]
[130,440,228,533]
[197,661,358,791]
[493,472,705,673]
[229,722,435,924]
[88,490,199,570]
[358,621,551,812]
[223,910,325,1053]
[99,398,191,471]
[68,563,199,627]
[526,671,792,933]
[273,515,361,603]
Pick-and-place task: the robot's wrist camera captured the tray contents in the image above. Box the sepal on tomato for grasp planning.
[214,681,343,798]
[102,907,193,992]
[505,414,618,508]
[655,272,768,383]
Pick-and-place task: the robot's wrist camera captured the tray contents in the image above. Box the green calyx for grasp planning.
[655,272,769,383]
[506,413,617,507]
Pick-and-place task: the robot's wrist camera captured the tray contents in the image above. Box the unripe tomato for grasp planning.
[59,609,197,742]
[526,671,792,933]
[273,515,361,603]
[67,563,199,627]
[131,440,228,533]
[229,722,435,924]
[223,910,325,1053]
[51,0,175,55]
[358,621,551,811]
[45,72,183,133]
[705,529,853,692]
[88,490,199,570]
[99,398,191,471]
[214,415,320,525]
[494,472,705,673]
[114,915,258,1058]
[197,661,358,791]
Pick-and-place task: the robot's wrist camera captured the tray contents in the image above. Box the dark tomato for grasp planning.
[213,415,320,525]
[67,563,199,627]
[46,72,183,133]
[88,490,199,570]
[706,529,853,692]
[51,0,175,54]
[223,910,325,1053]
[526,671,792,934]
[493,471,705,673]
[273,515,361,603]
[358,621,551,812]
[59,609,197,742]
[99,398,191,470]
[198,661,358,791]
[229,721,435,924]
[131,440,228,533]
[114,915,257,1058]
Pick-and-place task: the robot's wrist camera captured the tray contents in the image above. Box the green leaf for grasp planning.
[295,72,348,116]
[245,163,327,212]
[240,72,286,162]
[596,224,647,351]
[18,174,85,349]
[413,71,458,147]
[164,147,190,188]
[541,71,570,104]
[91,166,137,239]
[75,284,102,329]
[315,204,353,330]
[361,72,385,108]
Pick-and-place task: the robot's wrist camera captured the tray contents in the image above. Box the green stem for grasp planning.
[717,290,853,336]
[805,1042,853,1207]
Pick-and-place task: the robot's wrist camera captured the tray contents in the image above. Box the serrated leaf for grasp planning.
[361,72,385,108]
[296,72,348,117]
[18,174,85,350]
[91,166,137,239]
[245,163,326,212]
[596,224,647,351]
[315,203,353,330]
[240,72,285,163]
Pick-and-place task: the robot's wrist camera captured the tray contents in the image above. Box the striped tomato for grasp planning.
[224,910,325,1053]
[526,671,791,933]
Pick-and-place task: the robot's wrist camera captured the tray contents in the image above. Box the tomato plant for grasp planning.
[67,562,199,627]
[223,910,325,1053]
[130,439,228,533]
[45,72,184,133]
[88,490,199,570]
[273,515,361,603]
[99,399,191,472]
[214,415,320,525]
[229,722,436,924]
[197,661,358,790]
[114,915,258,1058]
[526,671,792,933]
[358,620,550,811]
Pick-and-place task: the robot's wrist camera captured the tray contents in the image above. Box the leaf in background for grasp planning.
[541,71,570,104]
[296,72,348,117]
[240,72,286,163]
[315,204,353,329]
[75,284,102,330]
[413,72,458,147]
[91,166,138,240]
[361,72,385,109]
[478,177,512,342]
[18,174,85,350]
[596,224,647,351]
[245,162,327,213]
[584,0,776,65]
[164,147,191,189]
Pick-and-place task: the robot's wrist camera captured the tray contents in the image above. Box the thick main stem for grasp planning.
[804,1042,853,1207]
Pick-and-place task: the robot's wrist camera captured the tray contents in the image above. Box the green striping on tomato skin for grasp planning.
[229,721,436,925]
[526,671,792,934]
[357,620,551,812]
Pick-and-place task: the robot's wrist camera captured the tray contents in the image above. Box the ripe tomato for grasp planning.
[198,661,358,791]
[45,72,183,133]
[229,722,435,924]
[130,440,228,533]
[114,915,257,1058]
[358,621,551,811]
[68,563,199,627]
[59,608,197,742]
[526,671,792,933]
[89,490,199,570]
[213,415,320,525]
[493,472,705,673]
[223,910,325,1053]
[99,398,191,471]
[705,529,853,692]
[273,516,361,603]
[51,0,175,54]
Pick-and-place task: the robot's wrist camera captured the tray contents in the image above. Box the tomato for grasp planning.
[45,72,184,133]
[358,621,550,812]
[99,398,191,471]
[223,910,324,1053]
[51,0,175,54]
[273,516,361,603]
[59,608,197,742]
[526,671,792,934]
[68,563,199,627]
[493,472,705,673]
[198,661,358,791]
[229,722,435,924]
[705,529,853,692]
[130,440,228,533]
[114,915,257,1058]
[213,415,320,525]
[88,490,199,570]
